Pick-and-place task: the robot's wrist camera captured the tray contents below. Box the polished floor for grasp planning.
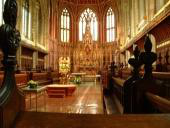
[25,82,104,114]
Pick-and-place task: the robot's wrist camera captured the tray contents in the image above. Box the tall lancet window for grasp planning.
[61,8,70,43]
[22,0,32,39]
[79,8,98,41]
[106,7,115,42]
[0,0,6,25]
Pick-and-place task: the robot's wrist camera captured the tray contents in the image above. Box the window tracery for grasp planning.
[106,7,115,42]
[79,8,98,41]
[61,8,70,43]
[22,0,32,39]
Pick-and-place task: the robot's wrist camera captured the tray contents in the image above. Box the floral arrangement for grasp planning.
[27,80,38,88]
[74,76,81,85]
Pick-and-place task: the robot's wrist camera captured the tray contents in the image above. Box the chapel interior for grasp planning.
[0,0,170,128]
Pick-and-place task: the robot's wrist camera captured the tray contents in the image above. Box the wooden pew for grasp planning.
[146,92,170,113]
[0,73,28,88]
[15,74,28,88]
[112,77,125,113]
[51,71,60,83]
[31,72,52,86]
[152,72,170,98]
[111,71,170,114]
[112,77,125,105]
[101,70,109,90]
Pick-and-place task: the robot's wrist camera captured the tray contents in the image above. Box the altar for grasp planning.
[46,84,76,98]
[73,13,101,75]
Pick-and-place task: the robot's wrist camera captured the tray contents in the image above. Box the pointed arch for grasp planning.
[79,8,98,41]
[60,8,70,43]
[22,0,32,40]
[106,7,115,42]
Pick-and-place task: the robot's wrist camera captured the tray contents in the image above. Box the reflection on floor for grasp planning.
[25,82,104,114]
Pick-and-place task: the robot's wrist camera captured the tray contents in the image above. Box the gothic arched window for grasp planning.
[22,0,32,39]
[79,8,98,41]
[106,7,115,42]
[36,6,42,43]
[61,8,70,43]
[0,0,6,25]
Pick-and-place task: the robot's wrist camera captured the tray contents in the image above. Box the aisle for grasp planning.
[25,82,104,114]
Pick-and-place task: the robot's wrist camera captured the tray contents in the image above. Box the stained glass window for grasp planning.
[79,8,98,41]
[106,7,115,42]
[61,8,70,43]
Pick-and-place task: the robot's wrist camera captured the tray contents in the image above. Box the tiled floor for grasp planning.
[25,82,104,114]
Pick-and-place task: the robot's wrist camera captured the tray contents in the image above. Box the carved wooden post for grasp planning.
[165,50,169,71]
[123,46,142,113]
[0,0,22,127]
[156,52,163,72]
[131,35,158,113]
[110,61,116,77]
[140,35,157,79]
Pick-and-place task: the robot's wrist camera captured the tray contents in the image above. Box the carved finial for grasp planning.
[134,46,140,59]
[0,0,20,66]
[144,35,152,52]
[0,1,21,127]
[128,45,141,77]
[3,0,18,28]
[139,35,157,79]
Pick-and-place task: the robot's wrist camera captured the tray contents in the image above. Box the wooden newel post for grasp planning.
[132,35,158,113]
[123,46,142,113]
[0,0,22,127]
[140,35,157,80]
